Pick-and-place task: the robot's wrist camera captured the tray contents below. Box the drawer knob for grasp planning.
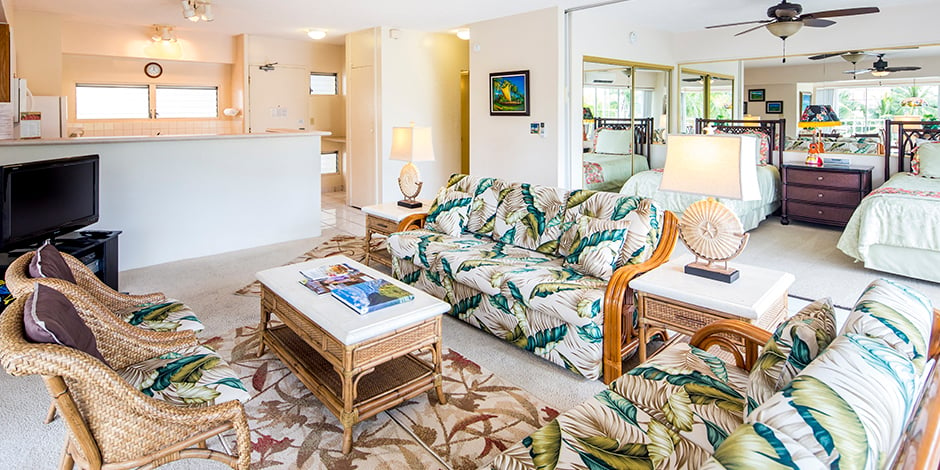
[817,210,824,215]
[817,176,824,181]
[818,193,824,198]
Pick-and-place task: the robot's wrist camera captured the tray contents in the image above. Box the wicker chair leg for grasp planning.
[45,402,58,424]
[59,441,74,470]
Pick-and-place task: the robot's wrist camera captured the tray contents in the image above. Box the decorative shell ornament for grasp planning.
[678,198,749,263]
[398,162,423,199]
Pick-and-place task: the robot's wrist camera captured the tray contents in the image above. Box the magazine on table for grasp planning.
[331,279,415,314]
[299,263,373,295]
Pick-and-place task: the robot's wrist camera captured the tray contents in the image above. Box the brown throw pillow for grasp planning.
[23,283,107,365]
[29,240,76,284]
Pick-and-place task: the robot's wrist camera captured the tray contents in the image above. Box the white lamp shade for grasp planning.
[389,126,435,162]
[659,134,761,201]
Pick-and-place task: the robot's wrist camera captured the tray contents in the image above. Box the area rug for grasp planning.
[206,325,558,470]
[235,235,385,297]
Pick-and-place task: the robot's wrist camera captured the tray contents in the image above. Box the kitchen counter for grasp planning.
[0,131,330,146]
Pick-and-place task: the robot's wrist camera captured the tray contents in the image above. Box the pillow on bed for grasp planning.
[912,141,940,178]
[715,128,770,164]
[593,127,633,155]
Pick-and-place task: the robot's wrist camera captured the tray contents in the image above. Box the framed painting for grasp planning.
[490,70,530,116]
[766,100,783,114]
[800,92,812,114]
[748,89,765,102]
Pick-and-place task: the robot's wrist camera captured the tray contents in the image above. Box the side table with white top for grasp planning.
[629,255,795,362]
[360,200,431,267]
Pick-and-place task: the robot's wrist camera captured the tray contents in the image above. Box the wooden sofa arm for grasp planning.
[397,213,428,232]
[602,209,679,384]
[689,319,772,372]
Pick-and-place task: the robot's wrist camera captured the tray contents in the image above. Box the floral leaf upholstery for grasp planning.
[118,345,249,406]
[562,190,662,267]
[425,188,472,237]
[435,241,558,295]
[715,128,770,164]
[609,343,749,454]
[746,297,836,414]
[493,183,567,254]
[466,176,507,238]
[840,278,934,373]
[117,300,204,333]
[386,229,486,270]
[742,334,918,469]
[701,422,829,469]
[559,216,630,280]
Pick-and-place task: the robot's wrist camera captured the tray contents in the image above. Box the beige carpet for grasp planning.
[209,325,556,469]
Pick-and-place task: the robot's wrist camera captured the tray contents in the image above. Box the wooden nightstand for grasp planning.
[781,163,872,227]
[360,200,430,267]
[629,255,795,362]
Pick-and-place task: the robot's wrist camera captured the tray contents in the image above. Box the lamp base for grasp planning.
[397,199,423,209]
[684,261,739,283]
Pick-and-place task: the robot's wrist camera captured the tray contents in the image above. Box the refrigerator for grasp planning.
[29,96,69,138]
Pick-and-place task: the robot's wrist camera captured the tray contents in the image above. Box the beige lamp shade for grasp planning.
[660,134,761,201]
[389,126,435,162]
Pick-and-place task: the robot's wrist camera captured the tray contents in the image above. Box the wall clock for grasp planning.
[144,62,163,78]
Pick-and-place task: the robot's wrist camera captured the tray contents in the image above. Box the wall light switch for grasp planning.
[309,117,315,125]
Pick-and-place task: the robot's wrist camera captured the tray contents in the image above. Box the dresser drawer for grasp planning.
[787,186,862,206]
[787,168,861,190]
[366,215,399,234]
[786,201,855,225]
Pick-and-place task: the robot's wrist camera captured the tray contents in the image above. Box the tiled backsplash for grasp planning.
[67,119,243,137]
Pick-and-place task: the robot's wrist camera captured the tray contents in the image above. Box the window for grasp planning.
[321,151,339,174]
[155,86,218,118]
[310,73,338,95]
[816,83,940,135]
[76,85,150,119]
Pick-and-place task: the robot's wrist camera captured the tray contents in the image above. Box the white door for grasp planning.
[347,66,377,208]
[248,65,309,133]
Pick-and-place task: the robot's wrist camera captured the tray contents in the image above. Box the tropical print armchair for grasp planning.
[388,174,678,382]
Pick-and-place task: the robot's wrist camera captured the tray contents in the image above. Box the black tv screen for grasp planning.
[0,155,99,250]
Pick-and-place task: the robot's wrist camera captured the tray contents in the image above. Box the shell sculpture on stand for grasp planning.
[678,198,749,282]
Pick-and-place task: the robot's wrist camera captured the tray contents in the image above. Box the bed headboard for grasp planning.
[594,117,653,157]
[694,118,786,167]
[884,119,940,178]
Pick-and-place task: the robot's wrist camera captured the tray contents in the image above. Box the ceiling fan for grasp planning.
[682,76,732,84]
[843,53,922,77]
[706,2,880,62]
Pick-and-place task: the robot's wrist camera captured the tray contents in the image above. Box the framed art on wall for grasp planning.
[490,70,530,116]
[800,92,812,114]
[748,89,765,102]
[766,100,783,114]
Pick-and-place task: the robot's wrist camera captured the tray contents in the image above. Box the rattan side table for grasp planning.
[629,254,795,362]
[361,200,431,267]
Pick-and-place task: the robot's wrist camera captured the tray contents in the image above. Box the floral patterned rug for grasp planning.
[206,325,558,470]
[235,235,384,297]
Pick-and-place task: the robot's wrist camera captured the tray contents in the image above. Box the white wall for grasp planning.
[470,7,564,187]
[0,134,323,271]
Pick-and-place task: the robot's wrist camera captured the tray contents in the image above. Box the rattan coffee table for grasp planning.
[256,255,450,454]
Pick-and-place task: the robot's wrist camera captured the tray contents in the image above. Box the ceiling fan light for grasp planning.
[456,29,471,41]
[841,52,866,64]
[766,21,803,38]
[307,29,327,40]
[871,70,890,77]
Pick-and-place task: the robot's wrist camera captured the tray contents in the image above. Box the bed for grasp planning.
[582,117,653,192]
[619,118,786,231]
[837,119,940,283]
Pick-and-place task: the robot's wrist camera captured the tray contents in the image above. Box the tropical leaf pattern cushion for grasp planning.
[425,188,472,237]
[117,300,204,333]
[562,190,662,267]
[840,278,934,373]
[118,345,249,406]
[746,297,837,414]
[742,333,919,469]
[436,241,558,295]
[386,229,486,270]
[559,216,630,280]
[465,176,507,238]
[493,183,567,254]
[701,422,829,469]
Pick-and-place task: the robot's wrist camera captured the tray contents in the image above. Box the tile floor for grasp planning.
[320,191,366,237]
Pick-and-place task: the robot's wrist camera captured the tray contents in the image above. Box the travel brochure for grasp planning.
[299,263,414,314]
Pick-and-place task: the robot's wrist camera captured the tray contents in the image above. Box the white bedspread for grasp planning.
[619,165,781,232]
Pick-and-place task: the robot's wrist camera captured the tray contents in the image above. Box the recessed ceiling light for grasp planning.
[307,29,327,40]
[456,29,470,40]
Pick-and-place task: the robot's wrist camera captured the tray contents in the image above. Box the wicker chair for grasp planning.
[0,288,251,470]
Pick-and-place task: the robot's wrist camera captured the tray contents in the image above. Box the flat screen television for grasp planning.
[0,155,100,250]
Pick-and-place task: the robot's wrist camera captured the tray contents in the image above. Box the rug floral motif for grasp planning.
[235,235,385,297]
[207,325,558,469]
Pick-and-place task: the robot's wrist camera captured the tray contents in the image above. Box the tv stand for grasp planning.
[0,231,121,291]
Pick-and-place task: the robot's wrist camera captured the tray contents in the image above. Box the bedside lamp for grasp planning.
[660,134,761,283]
[799,105,841,167]
[389,124,435,208]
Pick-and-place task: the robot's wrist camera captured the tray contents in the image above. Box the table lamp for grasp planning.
[659,134,761,283]
[798,105,841,167]
[389,123,435,208]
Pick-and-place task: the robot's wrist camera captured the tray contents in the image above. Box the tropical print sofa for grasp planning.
[490,278,940,469]
[387,174,678,382]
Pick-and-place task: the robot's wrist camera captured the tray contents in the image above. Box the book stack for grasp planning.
[299,263,414,314]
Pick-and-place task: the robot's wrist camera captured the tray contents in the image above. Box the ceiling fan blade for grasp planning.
[884,66,922,72]
[734,22,772,37]
[803,18,835,27]
[809,51,852,60]
[800,7,879,19]
[844,69,872,75]
[706,19,772,29]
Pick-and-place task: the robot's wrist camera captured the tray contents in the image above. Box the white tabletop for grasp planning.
[629,254,795,320]
[361,200,433,222]
[255,255,450,344]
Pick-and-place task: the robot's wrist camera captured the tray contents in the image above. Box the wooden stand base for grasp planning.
[397,199,422,208]
[684,262,739,283]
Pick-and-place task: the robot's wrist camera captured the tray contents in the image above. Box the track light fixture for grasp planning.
[182,0,214,22]
[151,25,177,43]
